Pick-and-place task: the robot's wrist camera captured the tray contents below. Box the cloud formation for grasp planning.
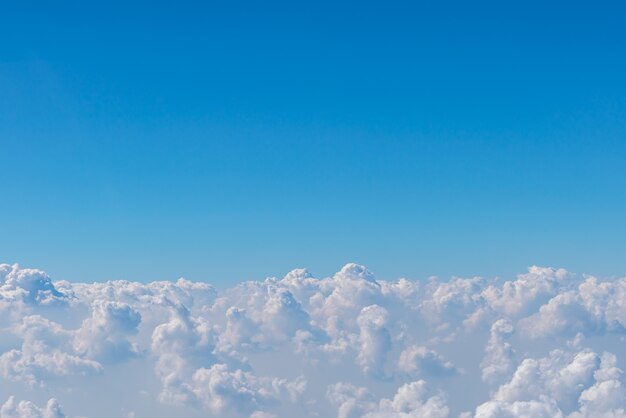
[1,262,626,417]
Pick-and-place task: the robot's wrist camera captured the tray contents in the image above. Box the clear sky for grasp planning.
[1,0,625,284]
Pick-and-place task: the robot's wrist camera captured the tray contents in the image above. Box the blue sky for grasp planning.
[1,0,625,284]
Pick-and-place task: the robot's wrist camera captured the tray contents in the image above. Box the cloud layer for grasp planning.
[1,263,626,417]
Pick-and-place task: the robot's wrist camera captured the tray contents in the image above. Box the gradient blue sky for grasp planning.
[1,0,625,284]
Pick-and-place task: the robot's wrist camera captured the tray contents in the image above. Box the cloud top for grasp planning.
[1,263,626,417]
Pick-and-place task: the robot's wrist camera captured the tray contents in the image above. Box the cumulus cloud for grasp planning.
[1,262,626,417]
[327,380,449,418]
[0,315,102,386]
[191,364,306,415]
[356,305,392,378]
[474,348,626,417]
[0,264,67,306]
[0,397,65,418]
[397,345,457,378]
[481,319,516,385]
[73,300,141,362]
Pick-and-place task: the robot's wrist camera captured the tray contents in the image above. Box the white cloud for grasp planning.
[1,263,626,417]
[363,380,449,418]
[1,397,65,418]
[474,396,564,418]
[474,348,626,417]
[0,264,67,306]
[398,345,457,378]
[482,266,572,318]
[327,380,449,418]
[191,364,305,416]
[356,305,392,378]
[73,300,141,362]
[481,319,516,385]
[0,315,102,386]
[327,382,376,418]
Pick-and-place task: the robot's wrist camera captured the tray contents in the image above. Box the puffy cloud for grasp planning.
[191,364,305,416]
[0,315,102,386]
[328,380,449,418]
[474,396,564,418]
[0,264,67,306]
[252,285,312,344]
[327,382,376,418]
[492,350,599,411]
[519,292,604,339]
[356,305,392,378]
[517,276,626,340]
[578,277,626,330]
[0,397,65,418]
[481,319,516,385]
[313,264,383,336]
[73,300,141,362]
[398,345,457,378]
[419,276,485,329]
[150,303,305,416]
[150,304,216,405]
[571,352,626,418]
[474,348,626,417]
[0,263,625,417]
[363,380,449,418]
[482,266,572,318]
